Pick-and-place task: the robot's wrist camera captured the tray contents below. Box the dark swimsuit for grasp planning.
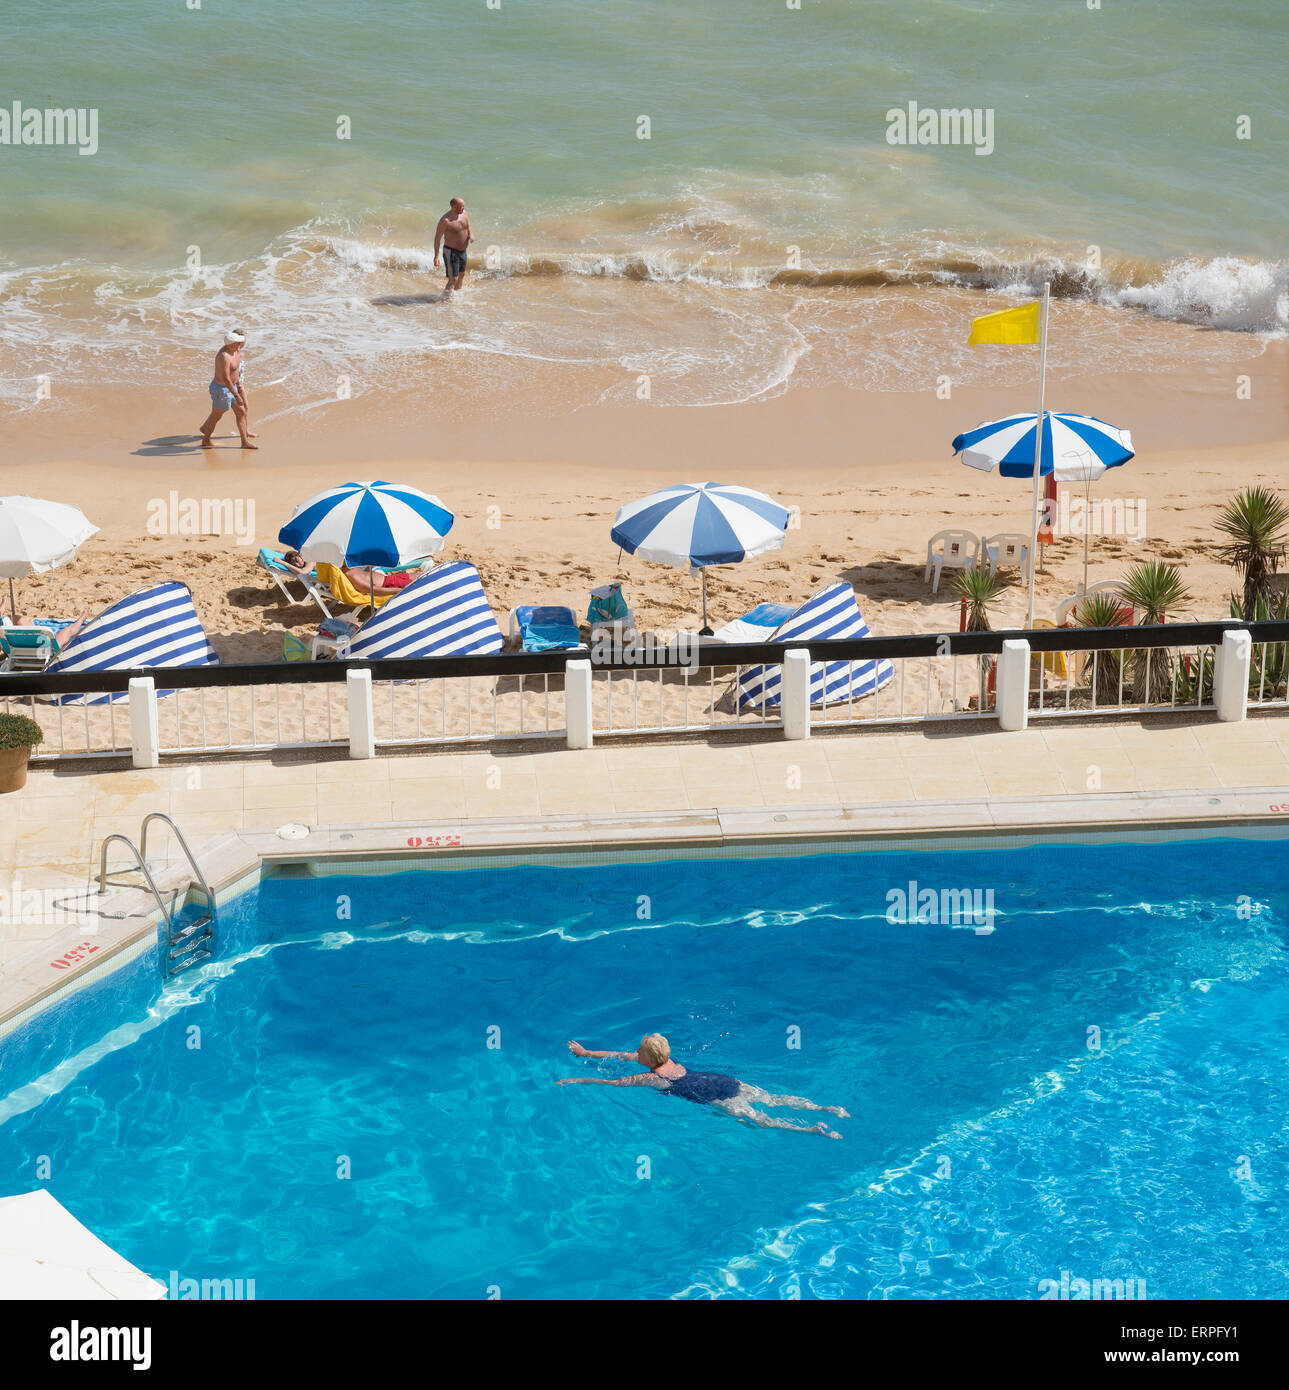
[663,1069,741,1105]
[444,245,467,277]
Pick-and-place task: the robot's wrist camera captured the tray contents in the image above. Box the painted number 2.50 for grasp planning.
[51,941,99,970]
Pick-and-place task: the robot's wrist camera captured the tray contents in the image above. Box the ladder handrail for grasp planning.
[97,834,175,932]
[139,813,215,918]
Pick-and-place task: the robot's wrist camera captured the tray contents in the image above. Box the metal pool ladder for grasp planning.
[98,813,216,976]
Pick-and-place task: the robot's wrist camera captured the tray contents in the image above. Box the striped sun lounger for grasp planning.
[736,582,894,711]
[345,561,504,659]
[41,582,219,706]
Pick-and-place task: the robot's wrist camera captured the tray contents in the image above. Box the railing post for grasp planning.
[566,658,593,748]
[1214,630,1251,722]
[996,639,1030,731]
[129,676,159,768]
[782,648,811,740]
[347,668,376,758]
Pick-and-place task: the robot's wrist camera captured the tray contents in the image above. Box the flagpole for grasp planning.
[1025,281,1051,629]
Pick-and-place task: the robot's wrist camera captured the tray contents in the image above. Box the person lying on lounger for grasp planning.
[281,551,413,591]
[0,608,91,653]
[558,1033,848,1138]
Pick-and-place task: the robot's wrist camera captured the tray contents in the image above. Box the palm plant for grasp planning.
[1233,590,1289,701]
[1118,560,1191,704]
[1215,486,1289,617]
[956,564,1001,632]
[956,565,1002,709]
[1074,592,1129,706]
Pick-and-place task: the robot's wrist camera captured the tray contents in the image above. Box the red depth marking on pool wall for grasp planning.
[50,941,100,971]
[1270,804,1289,813]
[406,834,463,848]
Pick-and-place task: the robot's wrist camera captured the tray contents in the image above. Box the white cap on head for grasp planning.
[224,329,246,345]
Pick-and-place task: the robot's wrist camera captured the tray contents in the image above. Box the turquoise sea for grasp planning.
[0,0,1285,410]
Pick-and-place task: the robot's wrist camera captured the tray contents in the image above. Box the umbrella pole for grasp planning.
[6,578,14,621]
[700,569,712,636]
[1082,476,1092,594]
[1025,282,1051,629]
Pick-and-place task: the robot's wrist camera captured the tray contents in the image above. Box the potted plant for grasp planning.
[0,713,44,793]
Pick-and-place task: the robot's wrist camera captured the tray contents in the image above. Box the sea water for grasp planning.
[0,0,1284,411]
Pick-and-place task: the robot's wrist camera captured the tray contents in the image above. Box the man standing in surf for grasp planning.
[433,196,474,296]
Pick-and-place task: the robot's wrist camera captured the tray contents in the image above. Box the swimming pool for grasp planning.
[1,834,1286,1300]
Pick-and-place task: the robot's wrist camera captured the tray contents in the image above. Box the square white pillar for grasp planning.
[129,676,159,768]
[782,648,811,740]
[1214,630,1251,722]
[565,658,593,748]
[347,668,376,758]
[996,640,1031,731]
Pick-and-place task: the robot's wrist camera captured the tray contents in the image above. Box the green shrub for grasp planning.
[0,713,44,752]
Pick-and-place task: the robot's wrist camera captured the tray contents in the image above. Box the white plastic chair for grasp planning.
[924,530,980,594]
[982,532,1032,585]
[1056,579,1132,627]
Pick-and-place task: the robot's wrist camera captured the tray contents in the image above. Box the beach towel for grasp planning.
[736,582,894,710]
[347,561,504,659]
[315,562,399,611]
[41,581,218,706]
[712,601,795,645]
[511,605,584,652]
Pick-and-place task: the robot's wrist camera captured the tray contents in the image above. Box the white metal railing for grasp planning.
[1029,640,1221,718]
[5,622,1286,764]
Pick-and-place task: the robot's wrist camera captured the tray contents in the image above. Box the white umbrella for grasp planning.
[0,495,99,617]
[0,1190,165,1300]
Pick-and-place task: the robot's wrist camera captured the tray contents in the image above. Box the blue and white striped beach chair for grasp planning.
[345,561,504,659]
[41,582,219,706]
[736,582,894,711]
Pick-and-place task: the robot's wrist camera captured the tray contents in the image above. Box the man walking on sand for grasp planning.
[199,329,258,450]
[434,197,474,296]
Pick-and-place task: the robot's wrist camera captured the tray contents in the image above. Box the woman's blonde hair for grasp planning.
[639,1033,670,1067]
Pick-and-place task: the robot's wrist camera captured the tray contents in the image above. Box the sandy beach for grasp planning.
[3,317,1286,666]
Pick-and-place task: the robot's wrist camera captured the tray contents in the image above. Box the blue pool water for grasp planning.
[1,837,1286,1300]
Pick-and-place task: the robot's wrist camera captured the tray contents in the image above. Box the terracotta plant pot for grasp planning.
[0,744,31,794]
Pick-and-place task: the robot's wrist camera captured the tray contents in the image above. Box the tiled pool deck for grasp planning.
[3,714,1288,1023]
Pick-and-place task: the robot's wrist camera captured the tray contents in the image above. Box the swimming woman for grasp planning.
[558,1034,848,1138]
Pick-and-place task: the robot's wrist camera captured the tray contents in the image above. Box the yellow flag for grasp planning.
[968,301,1040,346]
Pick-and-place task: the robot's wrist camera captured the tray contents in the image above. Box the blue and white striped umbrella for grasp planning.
[611,481,790,567]
[952,412,1134,481]
[611,481,791,632]
[278,480,454,567]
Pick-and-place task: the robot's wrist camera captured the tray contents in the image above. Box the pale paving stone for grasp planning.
[1130,762,1222,791]
[165,761,247,790]
[18,792,95,824]
[539,786,620,815]
[982,767,1069,797]
[1057,766,1140,795]
[242,760,317,788]
[606,766,689,792]
[610,786,694,814]
[385,752,469,778]
[389,781,468,819]
[171,785,246,814]
[315,757,390,784]
[685,784,766,809]
[242,783,319,813]
[833,778,917,803]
